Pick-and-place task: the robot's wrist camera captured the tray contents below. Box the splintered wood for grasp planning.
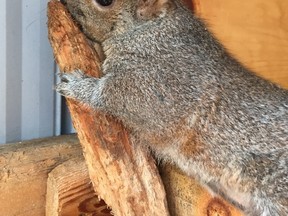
[47,1,169,216]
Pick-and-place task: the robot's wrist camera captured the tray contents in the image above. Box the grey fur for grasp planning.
[57,0,288,215]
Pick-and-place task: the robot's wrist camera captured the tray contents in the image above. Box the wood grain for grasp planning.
[0,135,82,216]
[47,1,169,216]
[46,157,111,216]
[160,164,243,216]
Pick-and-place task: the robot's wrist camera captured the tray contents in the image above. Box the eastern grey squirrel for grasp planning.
[56,0,288,215]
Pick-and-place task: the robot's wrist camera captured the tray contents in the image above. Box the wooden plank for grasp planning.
[45,157,244,216]
[46,157,112,216]
[0,135,82,216]
[46,158,244,216]
[159,164,243,216]
[47,1,169,216]
[193,0,288,88]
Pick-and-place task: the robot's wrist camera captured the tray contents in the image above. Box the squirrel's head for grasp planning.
[61,0,176,43]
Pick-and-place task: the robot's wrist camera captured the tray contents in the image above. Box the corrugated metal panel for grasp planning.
[0,0,7,143]
[0,0,74,144]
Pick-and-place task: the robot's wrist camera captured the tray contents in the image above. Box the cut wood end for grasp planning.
[46,157,113,216]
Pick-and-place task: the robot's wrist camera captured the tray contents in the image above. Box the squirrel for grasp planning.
[57,0,288,215]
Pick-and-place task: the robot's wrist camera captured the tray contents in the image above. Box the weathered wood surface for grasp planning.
[160,164,243,216]
[0,135,82,216]
[46,157,112,216]
[47,1,169,216]
[0,133,242,216]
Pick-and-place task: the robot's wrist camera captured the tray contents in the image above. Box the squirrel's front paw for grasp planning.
[56,70,91,101]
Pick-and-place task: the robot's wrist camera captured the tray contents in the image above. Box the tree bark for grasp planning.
[47,1,169,216]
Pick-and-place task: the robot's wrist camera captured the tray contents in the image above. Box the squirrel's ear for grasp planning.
[136,0,175,20]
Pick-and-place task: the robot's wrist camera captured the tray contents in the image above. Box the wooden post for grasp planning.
[47,1,169,216]
[0,135,82,216]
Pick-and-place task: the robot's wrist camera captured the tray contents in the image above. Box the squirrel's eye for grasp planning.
[95,0,114,7]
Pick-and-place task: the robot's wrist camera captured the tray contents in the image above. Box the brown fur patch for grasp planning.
[179,130,205,158]
[137,0,176,20]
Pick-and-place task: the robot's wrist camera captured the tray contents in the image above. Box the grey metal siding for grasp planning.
[0,0,71,144]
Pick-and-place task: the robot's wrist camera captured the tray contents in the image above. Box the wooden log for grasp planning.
[0,133,242,216]
[46,157,112,216]
[46,157,244,216]
[0,135,82,216]
[47,1,169,216]
[159,164,243,216]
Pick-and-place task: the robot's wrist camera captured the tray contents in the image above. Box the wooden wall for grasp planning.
[190,0,288,88]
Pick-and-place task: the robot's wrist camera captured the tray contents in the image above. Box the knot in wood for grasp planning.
[207,198,231,216]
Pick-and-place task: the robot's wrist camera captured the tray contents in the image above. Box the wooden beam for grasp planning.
[0,133,242,216]
[159,164,243,216]
[46,157,111,216]
[46,157,244,216]
[47,1,169,216]
[0,135,82,216]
